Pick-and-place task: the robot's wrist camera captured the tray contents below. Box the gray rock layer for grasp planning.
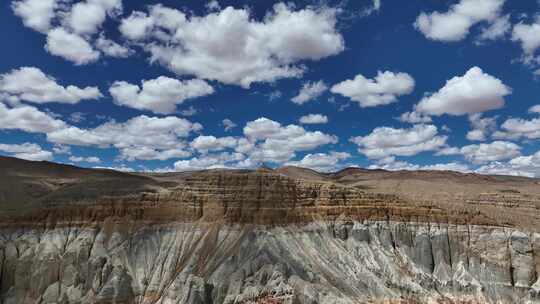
[2,220,540,304]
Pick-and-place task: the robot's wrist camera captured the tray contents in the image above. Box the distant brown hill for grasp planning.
[1,155,539,231]
[0,156,160,214]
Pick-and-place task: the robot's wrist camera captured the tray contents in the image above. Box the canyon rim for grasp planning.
[1,156,540,303]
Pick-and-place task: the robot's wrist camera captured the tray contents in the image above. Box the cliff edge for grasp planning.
[1,156,540,303]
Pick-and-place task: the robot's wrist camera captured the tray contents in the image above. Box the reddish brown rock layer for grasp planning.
[2,171,539,231]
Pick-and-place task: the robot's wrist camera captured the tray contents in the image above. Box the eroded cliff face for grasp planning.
[3,221,540,304]
[6,171,531,228]
[2,158,540,303]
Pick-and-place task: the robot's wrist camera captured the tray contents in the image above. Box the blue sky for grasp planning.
[1,0,540,176]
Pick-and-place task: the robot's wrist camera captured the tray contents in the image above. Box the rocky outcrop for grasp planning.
[2,157,540,303]
[3,171,535,229]
[2,221,540,303]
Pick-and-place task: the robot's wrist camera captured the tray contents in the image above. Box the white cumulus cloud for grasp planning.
[478,14,510,41]
[95,34,132,58]
[285,151,350,172]
[13,0,129,65]
[0,142,53,161]
[109,76,214,114]
[512,17,540,64]
[0,102,67,133]
[222,119,237,132]
[460,141,521,164]
[47,115,201,161]
[65,0,122,35]
[331,71,415,107]
[69,155,101,163]
[414,0,506,42]
[0,67,102,104]
[350,124,447,159]
[475,151,540,177]
[529,105,540,113]
[299,114,328,124]
[466,113,497,141]
[416,67,510,116]
[242,117,337,163]
[398,111,432,124]
[369,157,471,173]
[119,3,344,87]
[45,28,101,65]
[494,116,540,140]
[190,135,238,153]
[292,81,328,105]
[173,152,246,171]
[11,0,57,33]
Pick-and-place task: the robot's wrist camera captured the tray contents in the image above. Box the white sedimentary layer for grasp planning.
[1,220,540,303]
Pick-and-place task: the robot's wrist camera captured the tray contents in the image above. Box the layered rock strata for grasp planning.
[2,221,540,303]
[1,158,540,303]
